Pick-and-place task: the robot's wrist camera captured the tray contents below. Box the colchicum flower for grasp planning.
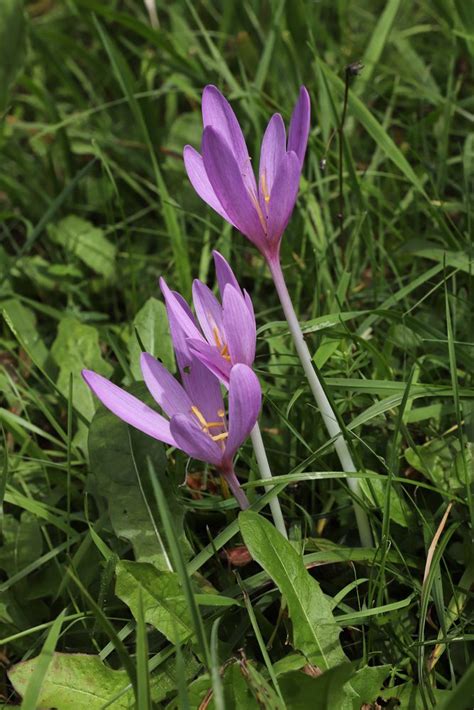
[160,250,256,386]
[184,85,310,261]
[82,354,261,510]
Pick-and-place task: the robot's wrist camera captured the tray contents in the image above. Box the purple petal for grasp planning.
[159,277,202,375]
[266,151,301,245]
[192,280,224,347]
[183,355,225,426]
[224,364,261,461]
[187,338,232,387]
[243,289,255,319]
[170,413,223,467]
[259,113,286,202]
[202,85,257,196]
[222,285,256,367]
[82,369,175,446]
[202,127,267,251]
[140,352,192,419]
[287,86,311,166]
[212,250,241,298]
[183,145,235,225]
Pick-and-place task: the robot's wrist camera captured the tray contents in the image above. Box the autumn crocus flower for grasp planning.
[160,251,288,537]
[184,85,310,261]
[160,250,256,387]
[183,85,373,547]
[82,355,261,510]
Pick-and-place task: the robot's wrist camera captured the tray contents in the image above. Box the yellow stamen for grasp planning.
[190,405,208,429]
[213,325,223,350]
[213,325,231,362]
[211,432,229,442]
[217,409,225,418]
[260,171,270,204]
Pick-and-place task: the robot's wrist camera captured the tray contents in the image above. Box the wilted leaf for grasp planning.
[239,511,346,669]
[8,653,133,709]
[51,316,112,420]
[128,297,175,380]
[48,215,117,279]
[88,391,188,569]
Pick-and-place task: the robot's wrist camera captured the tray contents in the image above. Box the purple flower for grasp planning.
[82,356,260,486]
[184,85,310,261]
[159,250,256,387]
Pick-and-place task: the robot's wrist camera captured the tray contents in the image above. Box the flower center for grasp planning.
[213,325,231,362]
[191,405,228,445]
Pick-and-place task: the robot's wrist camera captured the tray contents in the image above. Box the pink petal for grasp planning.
[192,279,225,347]
[222,285,256,367]
[202,127,267,251]
[224,364,261,462]
[159,276,203,376]
[187,338,232,387]
[183,356,226,427]
[82,369,175,446]
[266,151,301,246]
[140,352,192,419]
[288,86,311,165]
[170,413,223,467]
[183,145,234,225]
[202,85,257,196]
[212,250,241,298]
[259,113,286,202]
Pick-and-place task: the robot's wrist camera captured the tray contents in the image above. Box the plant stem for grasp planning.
[250,423,288,538]
[223,465,250,510]
[268,256,373,547]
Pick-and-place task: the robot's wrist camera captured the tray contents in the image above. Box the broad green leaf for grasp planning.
[0,513,42,577]
[350,665,391,709]
[115,560,194,644]
[51,317,112,421]
[13,256,82,291]
[0,0,26,112]
[405,437,472,491]
[278,663,355,710]
[2,299,50,371]
[380,681,452,709]
[88,391,187,569]
[16,610,66,710]
[239,511,346,669]
[128,297,175,380]
[359,476,410,528]
[48,215,117,279]
[8,653,133,709]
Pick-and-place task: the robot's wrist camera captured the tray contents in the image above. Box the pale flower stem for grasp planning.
[224,465,250,510]
[250,423,288,539]
[268,257,373,548]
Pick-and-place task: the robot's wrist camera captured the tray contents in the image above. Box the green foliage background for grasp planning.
[0,0,473,707]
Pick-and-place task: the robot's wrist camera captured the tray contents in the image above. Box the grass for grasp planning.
[0,0,473,708]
